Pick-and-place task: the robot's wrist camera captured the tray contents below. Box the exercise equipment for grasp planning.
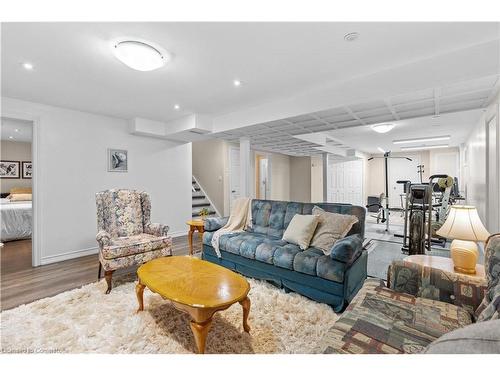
[366,151,412,232]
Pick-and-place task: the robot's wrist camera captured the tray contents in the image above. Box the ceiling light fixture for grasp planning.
[371,123,395,134]
[400,144,449,151]
[344,32,359,42]
[393,135,451,145]
[174,104,180,110]
[233,79,241,87]
[377,147,386,153]
[112,39,170,71]
[8,136,14,139]
[14,128,20,132]
[22,62,34,70]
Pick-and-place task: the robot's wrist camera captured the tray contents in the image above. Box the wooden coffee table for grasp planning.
[135,256,251,354]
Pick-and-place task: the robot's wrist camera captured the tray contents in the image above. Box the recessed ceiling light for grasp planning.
[371,123,395,134]
[400,144,449,151]
[174,104,180,110]
[14,128,20,132]
[377,147,386,153]
[22,62,34,70]
[112,39,170,71]
[344,32,359,42]
[8,136,14,139]
[233,79,241,87]
[393,135,451,145]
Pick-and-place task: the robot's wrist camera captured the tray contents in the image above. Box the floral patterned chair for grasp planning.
[96,189,172,293]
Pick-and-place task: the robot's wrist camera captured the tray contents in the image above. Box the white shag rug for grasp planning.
[1,277,338,354]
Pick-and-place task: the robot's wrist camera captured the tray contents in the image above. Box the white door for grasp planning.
[328,159,363,206]
[487,114,499,232]
[229,147,240,210]
[388,155,420,208]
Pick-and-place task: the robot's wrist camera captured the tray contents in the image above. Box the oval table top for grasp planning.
[137,256,250,309]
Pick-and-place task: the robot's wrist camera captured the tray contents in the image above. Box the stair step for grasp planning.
[192,194,206,199]
[193,202,211,208]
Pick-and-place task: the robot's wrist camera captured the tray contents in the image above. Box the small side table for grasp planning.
[404,255,486,279]
[186,220,205,256]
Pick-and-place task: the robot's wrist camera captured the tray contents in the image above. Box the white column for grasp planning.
[239,137,251,198]
[322,152,329,202]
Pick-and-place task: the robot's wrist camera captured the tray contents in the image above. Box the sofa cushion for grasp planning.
[310,206,359,254]
[424,319,500,354]
[316,279,473,354]
[316,256,346,283]
[250,200,272,235]
[293,247,323,275]
[273,244,302,270]
[282,214,319,250]
[267,201,288,238]
[255,238,288,264]
[101,233,170,259]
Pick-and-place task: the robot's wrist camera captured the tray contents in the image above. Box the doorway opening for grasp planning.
[1,117,34,273]
[255,153,271,200]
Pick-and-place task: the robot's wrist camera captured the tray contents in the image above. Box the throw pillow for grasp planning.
[309,206,359,255]
[282,214,319,250]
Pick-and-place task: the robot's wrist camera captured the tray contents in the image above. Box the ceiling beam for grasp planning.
[343,106,367,125]
[384,98,401,121]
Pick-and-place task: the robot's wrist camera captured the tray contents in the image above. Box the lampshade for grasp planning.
[436,205,490,242]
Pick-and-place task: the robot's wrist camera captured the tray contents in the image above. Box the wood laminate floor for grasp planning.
[0,233,201,311]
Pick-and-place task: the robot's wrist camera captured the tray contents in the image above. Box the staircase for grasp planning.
[192,177,218,219]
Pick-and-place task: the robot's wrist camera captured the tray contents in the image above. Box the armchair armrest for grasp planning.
[204,216,229,232]
[96,230,111,248]
[144,223,169,237]
[329,234,363,265]
[388,260,487,316]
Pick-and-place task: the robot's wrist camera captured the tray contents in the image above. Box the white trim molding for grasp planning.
[41,247,98,265]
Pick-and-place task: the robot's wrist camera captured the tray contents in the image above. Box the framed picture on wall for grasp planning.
[108,149,128,172]
[22,161,32,179]
[0,160,20,179]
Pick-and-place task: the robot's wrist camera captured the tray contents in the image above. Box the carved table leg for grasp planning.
[190,319,212,354]
[239,296,251,333]
[188,227,194,256]
[136,281,146,312]
[104,270,114,294]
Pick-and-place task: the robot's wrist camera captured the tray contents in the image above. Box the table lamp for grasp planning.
[436,205,490,274]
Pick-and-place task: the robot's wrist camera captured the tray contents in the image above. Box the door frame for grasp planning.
[254,152,272,200]
[485,103,500,232]
[2,109,41,267]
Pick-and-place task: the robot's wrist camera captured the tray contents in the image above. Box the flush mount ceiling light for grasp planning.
[344,32,359,42]
[22,62,34,70]
[174,104,180,110]
[393,135,451,145]
[112,39,170,71]
[233,79,242,87]
[371,123,395,134]
[400,144,449,151]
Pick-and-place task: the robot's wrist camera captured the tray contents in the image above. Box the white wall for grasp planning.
[2,97,192,264]
[464,92,500,232]
[270,152,290,201]
[310,156,323,202]
[290,156,312,202]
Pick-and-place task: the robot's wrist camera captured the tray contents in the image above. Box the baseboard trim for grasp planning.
[41,247,98,265]
[169,230,188,238]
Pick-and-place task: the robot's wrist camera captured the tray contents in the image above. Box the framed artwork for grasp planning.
[108,149,128,172]
[0,160,20,179]
[22,161,33,179]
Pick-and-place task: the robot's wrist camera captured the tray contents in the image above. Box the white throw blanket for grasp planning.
[211,197,252,258]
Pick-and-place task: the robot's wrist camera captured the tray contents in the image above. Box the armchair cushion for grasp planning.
[204,216,229,232]
[475,234,500,321]
[100,233,171,259]
[329,234,363,265]
[144,223,169,237]
[388,260,487,316]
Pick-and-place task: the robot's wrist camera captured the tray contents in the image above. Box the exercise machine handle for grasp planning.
[429,174,448,180]
[396,180,411,184]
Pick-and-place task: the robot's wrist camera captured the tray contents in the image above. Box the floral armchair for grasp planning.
[96,189,172,293]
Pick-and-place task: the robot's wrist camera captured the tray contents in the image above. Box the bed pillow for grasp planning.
[9,193,32,201]
[309,206,359,255]
[282,214,319,250]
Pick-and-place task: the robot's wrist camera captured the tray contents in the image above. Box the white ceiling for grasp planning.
[213,75,499,156]
[327,109,483,155]
[1,117,33,142]
[2,22,499,122]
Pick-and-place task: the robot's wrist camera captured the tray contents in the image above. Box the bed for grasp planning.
[0,198,32,241]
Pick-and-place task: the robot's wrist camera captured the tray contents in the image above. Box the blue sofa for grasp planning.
[202,199,367,312]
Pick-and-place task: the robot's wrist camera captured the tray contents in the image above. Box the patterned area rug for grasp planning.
[1,276,338,354]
